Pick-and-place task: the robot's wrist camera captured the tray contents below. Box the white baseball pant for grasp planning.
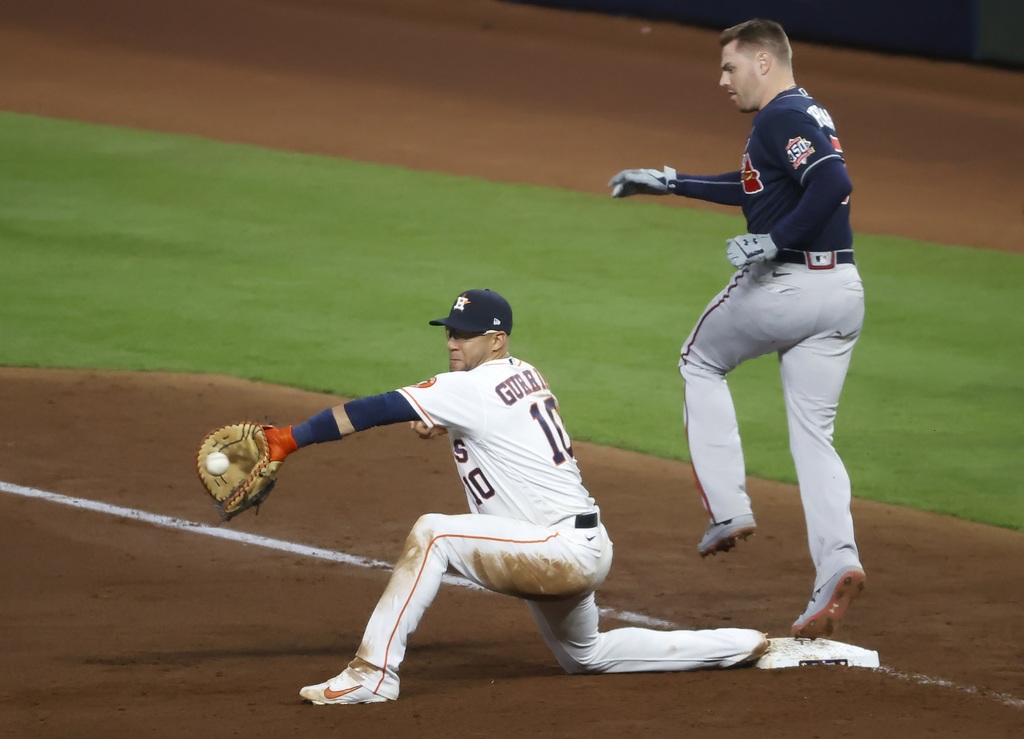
[348,512,766,697]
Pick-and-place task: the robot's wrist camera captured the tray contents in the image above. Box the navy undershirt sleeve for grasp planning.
[291,408,343,447]
[344,391,419,432]
[669,171,744,206]
[770,158,852,249]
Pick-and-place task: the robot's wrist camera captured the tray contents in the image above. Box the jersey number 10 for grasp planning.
[457,397,576,507]
[530,397,574,465]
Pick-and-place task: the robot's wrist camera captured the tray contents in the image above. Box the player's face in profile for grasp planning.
[719,41,761,112]
[445,329,501,372]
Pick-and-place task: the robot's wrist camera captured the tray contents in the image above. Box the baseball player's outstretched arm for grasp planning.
[609,168,743,205]
[669,171,744,206]
[262,392,420,461]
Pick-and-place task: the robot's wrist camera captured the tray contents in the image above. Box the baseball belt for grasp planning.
[775,249,856,269]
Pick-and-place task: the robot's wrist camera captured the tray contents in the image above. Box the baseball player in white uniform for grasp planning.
[260,289,767,705]
[607,19,866,639]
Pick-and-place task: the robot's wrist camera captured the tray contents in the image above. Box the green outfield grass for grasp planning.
[2,111,1021,530]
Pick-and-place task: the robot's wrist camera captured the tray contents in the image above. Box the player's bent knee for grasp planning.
[395,513,459,569]
[554,653,592,675]
[406,513,449,548]
[551,644,604,675]
[680,358,720,381]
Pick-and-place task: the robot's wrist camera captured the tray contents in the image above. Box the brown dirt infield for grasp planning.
[1,1,1022,737]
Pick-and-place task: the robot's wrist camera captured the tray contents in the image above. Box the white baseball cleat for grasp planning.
[791,567,866,640]
[698,513,757,557]
[299,669,393,705]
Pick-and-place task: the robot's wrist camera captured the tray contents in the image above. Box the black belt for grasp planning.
[574,512,599,529]
[774,250,855,268]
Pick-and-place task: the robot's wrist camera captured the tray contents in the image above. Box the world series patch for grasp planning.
[786,136,814,169]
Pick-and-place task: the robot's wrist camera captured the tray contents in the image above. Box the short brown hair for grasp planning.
[721,18,792,65]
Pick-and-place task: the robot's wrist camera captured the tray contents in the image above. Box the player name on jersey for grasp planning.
[494,369,549,406]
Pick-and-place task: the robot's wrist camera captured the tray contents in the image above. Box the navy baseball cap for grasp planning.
[429,289,513,335]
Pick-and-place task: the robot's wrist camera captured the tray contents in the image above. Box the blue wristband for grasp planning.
[291,408,344,448]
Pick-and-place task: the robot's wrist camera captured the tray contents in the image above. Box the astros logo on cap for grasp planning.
[453,296,471,312]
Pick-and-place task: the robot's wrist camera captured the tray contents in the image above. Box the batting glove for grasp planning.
[608,167,677,198]
[725,233,779,268]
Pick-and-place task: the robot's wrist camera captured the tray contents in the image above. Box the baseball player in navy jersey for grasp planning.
[258,289,767,705]
[608,18,866,639]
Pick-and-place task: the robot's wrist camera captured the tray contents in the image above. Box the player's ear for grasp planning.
[758,50,771,74]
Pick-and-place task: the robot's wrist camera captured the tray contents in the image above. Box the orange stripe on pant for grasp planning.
[372,528,561,691]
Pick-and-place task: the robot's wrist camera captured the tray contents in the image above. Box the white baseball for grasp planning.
[205,451,230,476]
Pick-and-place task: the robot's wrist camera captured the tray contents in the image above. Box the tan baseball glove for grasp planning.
[195,422,288,521]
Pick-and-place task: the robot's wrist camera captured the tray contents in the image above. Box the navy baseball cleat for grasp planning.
[791,567,866,639]
[698,514,757,557]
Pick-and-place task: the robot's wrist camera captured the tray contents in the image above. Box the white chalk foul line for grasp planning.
[0,480,671,628]
[876,666,1024,710]
[3,480,1021,710]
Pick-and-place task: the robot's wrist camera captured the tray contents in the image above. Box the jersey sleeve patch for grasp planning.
[786,136,815,169]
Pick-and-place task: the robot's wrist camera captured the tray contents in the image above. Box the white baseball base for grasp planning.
[756,637,879,669]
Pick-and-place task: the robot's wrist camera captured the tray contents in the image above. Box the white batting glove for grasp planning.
[608,167,677,198]
[725,233,779,268]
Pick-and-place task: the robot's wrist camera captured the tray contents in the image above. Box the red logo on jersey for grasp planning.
[786,137,815,169]
[415,377,437,389]
[829,135,843,152]
[741,153,763,194]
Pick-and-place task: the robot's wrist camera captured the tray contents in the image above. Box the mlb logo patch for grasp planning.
[807,251,837,269]
[786,137,815,168]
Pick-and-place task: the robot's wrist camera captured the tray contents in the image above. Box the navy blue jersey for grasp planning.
[741,88,853,251]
